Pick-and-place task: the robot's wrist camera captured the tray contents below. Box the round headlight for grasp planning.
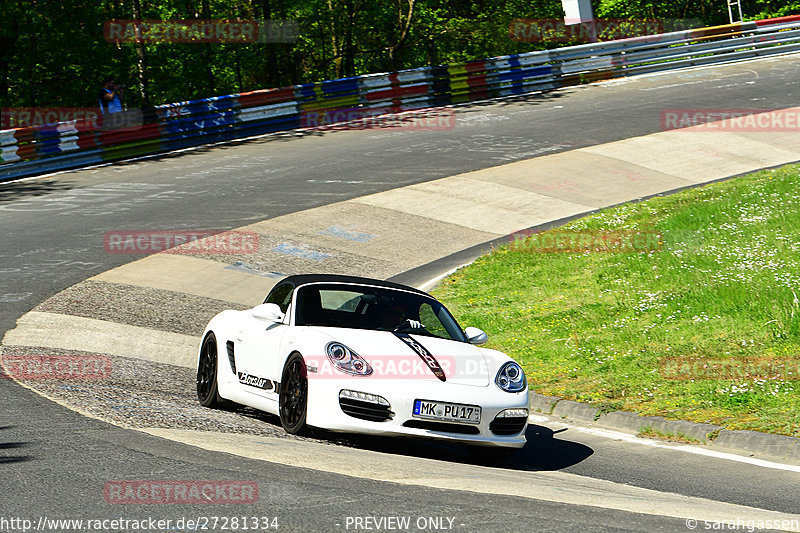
[325,342,373,376]
[506,365,520,380]
[329,343,347,360]
[495,361,527,393]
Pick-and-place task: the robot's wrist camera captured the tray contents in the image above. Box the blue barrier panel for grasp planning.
[160,111,239,151]
[294,84,318,103]
[0,150,105,182]
[321,77,360,97]
[497,65,554,83]
[37,137,68,156]
[235,115,301,136]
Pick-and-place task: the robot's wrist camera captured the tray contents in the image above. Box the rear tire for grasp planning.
[197,332,226,408]
[279,352,308,435]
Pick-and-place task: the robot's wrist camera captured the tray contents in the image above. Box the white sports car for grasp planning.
[196,274,529,448]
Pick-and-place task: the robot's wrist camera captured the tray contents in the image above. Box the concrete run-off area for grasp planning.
[3,106,800,484]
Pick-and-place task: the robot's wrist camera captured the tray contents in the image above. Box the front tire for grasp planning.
[279,352,308,435]
[197,332,225,408]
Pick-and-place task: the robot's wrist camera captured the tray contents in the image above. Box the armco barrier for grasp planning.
[2,14,800,182]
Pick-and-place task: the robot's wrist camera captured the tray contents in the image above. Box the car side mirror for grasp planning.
[464,326,488,345]
[251,303,284,323]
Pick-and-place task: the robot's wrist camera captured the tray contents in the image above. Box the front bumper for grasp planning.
[305,377,529,448]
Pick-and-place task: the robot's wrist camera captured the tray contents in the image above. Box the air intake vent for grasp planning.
[489,416,527,436]
[225,341,236,374]
[338,398,393,422]
[403,420,480,435]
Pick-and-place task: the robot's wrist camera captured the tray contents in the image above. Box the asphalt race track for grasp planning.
[2,55,800,532]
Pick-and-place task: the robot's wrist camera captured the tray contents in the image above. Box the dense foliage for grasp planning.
[0,0,795,109]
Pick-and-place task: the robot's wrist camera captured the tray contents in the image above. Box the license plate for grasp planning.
[413,400,481,424]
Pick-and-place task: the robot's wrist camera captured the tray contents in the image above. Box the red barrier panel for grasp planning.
[236,87,295,108]
[364,79,429,103]
[15,143,37,161]
[755,14,800,27]
[98,123,162,146]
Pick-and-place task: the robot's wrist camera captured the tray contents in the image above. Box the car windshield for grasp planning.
[294,283,467,342]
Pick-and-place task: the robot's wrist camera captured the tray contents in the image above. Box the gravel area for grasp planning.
[178,232,397,280]
[0,346,503,462]
[0,345,324,443]
[34,280,248,336]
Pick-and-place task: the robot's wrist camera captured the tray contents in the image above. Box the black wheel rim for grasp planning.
[197,336,216,401]
[281,358,307,428]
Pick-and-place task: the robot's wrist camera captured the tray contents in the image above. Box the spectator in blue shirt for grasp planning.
[98,76,124,114]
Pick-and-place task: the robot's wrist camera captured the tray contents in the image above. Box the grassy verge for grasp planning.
[433,164,800,437]
[637,427,703,444]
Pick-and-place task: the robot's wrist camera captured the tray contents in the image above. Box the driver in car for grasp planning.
[380,302,423,331]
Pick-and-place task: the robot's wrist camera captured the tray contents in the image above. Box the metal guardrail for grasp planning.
[2,14,800,182]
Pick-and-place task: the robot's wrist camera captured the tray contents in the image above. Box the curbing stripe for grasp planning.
[352,177,592,235]
[91,254,279,307]
[553,423,800,474]
[142,428,800,530]
[465,150,694,208]
[551,399,600,424]
[241,200,499,266]
[532,392,800,464]
[713,430,800,462]
[581,129,800,183]
[2,312,199,368]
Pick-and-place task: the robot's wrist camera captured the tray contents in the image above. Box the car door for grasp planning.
[232,284,295,404]
[234,315,287,404]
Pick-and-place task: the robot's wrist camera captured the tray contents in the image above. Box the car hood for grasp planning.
[304,327,491,387]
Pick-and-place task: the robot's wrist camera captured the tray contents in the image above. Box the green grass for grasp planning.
[637,427,704,444]
[433,164,800,437]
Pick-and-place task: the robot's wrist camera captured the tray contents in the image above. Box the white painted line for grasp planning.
[529,415,800,473]
[144,428,800,530]
[0,172,59,185]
